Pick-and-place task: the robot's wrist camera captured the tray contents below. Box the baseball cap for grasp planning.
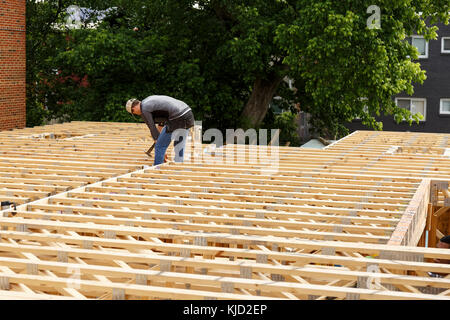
[126,98,137,114]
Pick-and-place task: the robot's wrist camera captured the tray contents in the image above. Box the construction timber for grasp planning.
[0,122,449,300]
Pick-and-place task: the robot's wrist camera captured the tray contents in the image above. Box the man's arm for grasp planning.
[142,109,160,140]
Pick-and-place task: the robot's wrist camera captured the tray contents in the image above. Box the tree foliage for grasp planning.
[26,0,66,126]
[276,0,449,138]
[26,0,450,139]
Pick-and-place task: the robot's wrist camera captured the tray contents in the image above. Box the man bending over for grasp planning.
[126,95,195,166]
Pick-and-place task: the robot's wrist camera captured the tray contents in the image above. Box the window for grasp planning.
[440,99,450,115]
[395,98,427,121]
[442,37,450,53]
[407,36,429,59]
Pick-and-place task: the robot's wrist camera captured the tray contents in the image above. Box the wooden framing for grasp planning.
[426,181,450,248]
[388,179,431,246]
[0,125,449,299]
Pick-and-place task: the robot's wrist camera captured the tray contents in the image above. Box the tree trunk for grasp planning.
[242,75,283,128]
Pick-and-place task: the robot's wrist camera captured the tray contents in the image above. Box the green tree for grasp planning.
[276,0,449,138]
[194,0,449,137]
[26,0,67,126]
[28,0,450,141]
[26,0,107,126]
[37,0,250,132]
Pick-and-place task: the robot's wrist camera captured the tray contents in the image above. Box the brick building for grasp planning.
[0,1,26,131]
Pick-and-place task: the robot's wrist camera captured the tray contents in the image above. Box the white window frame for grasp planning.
[395,97,427,121]
[411,36,429,59]
[440,99,450,115]
[442,37,450,54]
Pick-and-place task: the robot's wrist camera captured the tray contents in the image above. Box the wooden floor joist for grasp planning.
[0,124,449,300]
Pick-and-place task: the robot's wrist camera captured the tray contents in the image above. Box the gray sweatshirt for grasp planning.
[140,95,191,140]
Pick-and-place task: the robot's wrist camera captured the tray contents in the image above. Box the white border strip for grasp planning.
[324,130,359,150]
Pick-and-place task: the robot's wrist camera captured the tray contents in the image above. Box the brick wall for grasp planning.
[0,0,26,131]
